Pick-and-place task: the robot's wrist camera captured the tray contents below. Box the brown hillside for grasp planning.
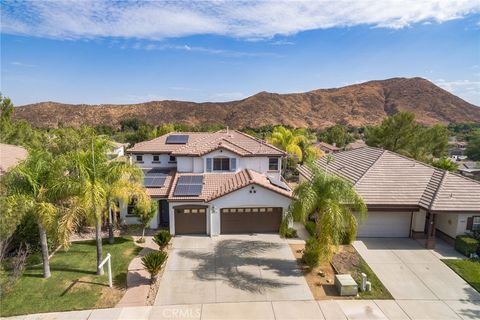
[13,77,480,129]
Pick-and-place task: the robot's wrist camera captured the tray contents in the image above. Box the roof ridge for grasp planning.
[221,138,252,154]
[353,148,386,186]
[233,130,287,155]
[428,170,448,211]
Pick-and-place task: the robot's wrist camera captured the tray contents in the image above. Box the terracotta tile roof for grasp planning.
[298,146,480,213]
[167,169,293,202]
[127,130,285,157]
[0,143,28,175]
[314,142,340,152]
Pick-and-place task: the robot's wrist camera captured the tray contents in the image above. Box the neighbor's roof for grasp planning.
[167,169,292,202]
[314,142,340,152]
[127,130,285,157]
[0,143,28,175]
[297,147,480,213]
[345,139,367,150]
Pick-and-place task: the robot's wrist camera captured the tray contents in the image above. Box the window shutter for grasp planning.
[466,217,473,230]
[206,158,212,172]
[230,158,237,172]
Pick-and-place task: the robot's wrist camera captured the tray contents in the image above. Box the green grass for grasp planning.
[443,259,480,292]
[353,257,393,299]
[0,236,141,317]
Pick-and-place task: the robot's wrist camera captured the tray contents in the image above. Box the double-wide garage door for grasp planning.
[356,212,412,238]
[221,207,282,234]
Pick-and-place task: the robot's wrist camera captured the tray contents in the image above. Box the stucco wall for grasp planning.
[411,209,426,232]
[133,154,176,169]
[436,213,475,238]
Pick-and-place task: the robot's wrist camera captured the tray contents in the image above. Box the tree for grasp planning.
[431,157,459,172]
[466,131,480,161]
[1,151,75,278]
[268,126,322,163]
[365,112,448,162]
[319,125,354,148]
[291,167,367,261]
[134,200,157,242]
[67,133,149,274]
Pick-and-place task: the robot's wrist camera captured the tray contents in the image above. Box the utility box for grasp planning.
[335,274,358,296]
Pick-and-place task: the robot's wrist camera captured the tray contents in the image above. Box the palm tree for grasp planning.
[268,126,323,164]
[67,134,149,275]
[291,166,367,261]
[2,151,68,278]
[105,157,150,244]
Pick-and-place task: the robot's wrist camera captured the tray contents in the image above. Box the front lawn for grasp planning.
[1,236,141,317]
[443,259,480,292]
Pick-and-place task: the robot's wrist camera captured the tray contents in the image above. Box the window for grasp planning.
[473,217,480,231]
[127,199,137,216]
[169,155,176,163]
[136,155,143,162]
[213,158,230,171]
[269,158,279,171]
[153,155,160,162]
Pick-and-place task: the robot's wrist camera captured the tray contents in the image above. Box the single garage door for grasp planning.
[357,212,412,237]
[221,207,282,234]
[174,207,207,234]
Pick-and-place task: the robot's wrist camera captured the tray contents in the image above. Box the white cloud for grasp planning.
[2,1,479,40]
[433,78,480,105]
[10,61,36,67]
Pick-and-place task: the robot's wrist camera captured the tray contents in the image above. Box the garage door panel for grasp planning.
[221,208,282,234]
[357,212,411,238]
[175,208,207,234]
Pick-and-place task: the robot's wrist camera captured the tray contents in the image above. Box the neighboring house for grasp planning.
[107,141,127,159]
[124,130,293,236]
[314,141,340,154]
[457,161,480,181]
[448,140,467,157]
[0,143,28,175]
[345,139,366,150]
[298,147,480,248]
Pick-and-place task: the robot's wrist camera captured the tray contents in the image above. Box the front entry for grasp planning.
[220,207,282,234]
[158,199,170,228]
[174,206,207,234]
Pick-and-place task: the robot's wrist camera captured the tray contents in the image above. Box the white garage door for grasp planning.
[356,212,412,238]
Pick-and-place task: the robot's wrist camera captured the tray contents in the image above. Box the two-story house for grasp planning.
[123,129,293,236]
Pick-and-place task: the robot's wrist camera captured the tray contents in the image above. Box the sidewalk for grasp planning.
[6,299,479,319]
[116,236,157,307]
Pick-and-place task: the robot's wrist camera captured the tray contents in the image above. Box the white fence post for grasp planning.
[99,253,112,288]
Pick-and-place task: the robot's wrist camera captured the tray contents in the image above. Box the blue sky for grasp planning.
[1,1,480,106]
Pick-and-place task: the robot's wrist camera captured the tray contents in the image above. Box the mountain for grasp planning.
[13,77,480,129]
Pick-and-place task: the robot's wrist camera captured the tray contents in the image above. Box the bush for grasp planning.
[305,221,317,238]
[455,235,479,257]
[153,230,172,250]
[284,228,297,238]
[303,238,321,269]
[141,251,167,281]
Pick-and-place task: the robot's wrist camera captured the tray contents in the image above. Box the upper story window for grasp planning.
[169,155,177,163]
[136,155,143,163]
[153,155,160,162]
[213,158,230,171]
[268,157,279,171]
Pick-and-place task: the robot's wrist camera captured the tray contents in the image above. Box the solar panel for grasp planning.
[267,176,291,191]
[146,167,170,174]
[144,176,166,187]
[174,175,204,196]
[166,134,189,144]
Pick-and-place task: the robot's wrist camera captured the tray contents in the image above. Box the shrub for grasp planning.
[305,221,317,238]
[284,228,298,238]
[303,238,321,269]
[141,251,167,282]
[153,230,172,250]
[455,235,479,257]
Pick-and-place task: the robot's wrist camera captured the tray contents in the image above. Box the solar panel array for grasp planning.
[174,175,204,196]
[143,167,168,187]
[166,134,189,144]
[267,176,291,191]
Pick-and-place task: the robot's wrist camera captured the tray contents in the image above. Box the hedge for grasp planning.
[455,235,479,257]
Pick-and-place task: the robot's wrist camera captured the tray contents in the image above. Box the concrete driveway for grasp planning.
[354,238,480,319]
[155,234,313,305]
